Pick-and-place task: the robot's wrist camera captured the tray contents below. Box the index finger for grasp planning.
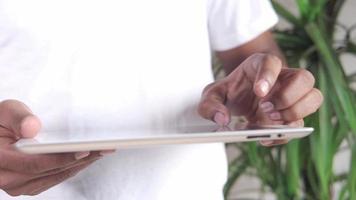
[241,54,283,97]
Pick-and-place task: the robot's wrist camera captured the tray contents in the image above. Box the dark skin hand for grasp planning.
[198,31,324,146]
[0,100,114,196]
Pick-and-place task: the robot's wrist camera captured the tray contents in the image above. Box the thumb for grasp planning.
[0,100,41,138]
[198,83,231,126]
[252,54,283,97]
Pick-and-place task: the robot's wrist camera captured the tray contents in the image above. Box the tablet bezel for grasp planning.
[15,125,313,154]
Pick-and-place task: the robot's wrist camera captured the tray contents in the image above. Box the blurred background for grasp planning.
[224,0,356,199]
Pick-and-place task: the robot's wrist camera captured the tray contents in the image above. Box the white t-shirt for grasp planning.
[0,0,277,199]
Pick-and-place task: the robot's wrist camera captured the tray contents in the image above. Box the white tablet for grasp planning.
[15,124,313,154]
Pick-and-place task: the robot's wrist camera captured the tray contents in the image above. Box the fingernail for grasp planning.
[257,80,270,95]
[269,112,281,120]
[75,152,90,160]
[260,140,274,146]
[214,112,227,126]
[260,101,274,112]
[100,150,116,156]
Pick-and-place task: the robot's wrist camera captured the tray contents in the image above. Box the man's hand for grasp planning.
[198,53,323,145]
[0,100,103,196]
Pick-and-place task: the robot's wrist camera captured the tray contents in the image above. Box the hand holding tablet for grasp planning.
[197,54,323,147]
[0,100,106,196]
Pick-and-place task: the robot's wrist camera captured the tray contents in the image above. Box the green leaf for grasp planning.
[325,70,350,152]
[305,23,356,133]
[245,143,277,189]
[338,182,349,200]
[310,0,327,22]
[286,140,300,197]
[273,31,310,47]
[297,0,311,21]
[309,66,333,199]
[224,155,249,198]
[271,1,303,27]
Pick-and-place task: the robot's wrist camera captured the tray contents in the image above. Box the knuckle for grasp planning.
[203,87,215,97]
[0,99,14,107]
[197,100,210,115]
[0,100,33,117]
[298,120,305,127]
[313,88,324,105]
[0,99,22,109]
[199,82,226,116]
[260,53,282,67]
[202,82,216,94]
[276,92,293,109]
[203,81,225,96]
[311,88,324,112]
[289,120,304,127]
[201,82,226,101]
[285,108,301,121]
[249,53,265,60]
[297,69,315,87]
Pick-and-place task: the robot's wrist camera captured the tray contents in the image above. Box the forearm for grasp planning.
[215,31,286,75]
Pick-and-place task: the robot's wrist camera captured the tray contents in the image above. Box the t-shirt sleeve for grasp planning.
[208,0,279,51]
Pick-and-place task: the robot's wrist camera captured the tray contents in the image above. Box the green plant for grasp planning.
[224,0,356,199]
